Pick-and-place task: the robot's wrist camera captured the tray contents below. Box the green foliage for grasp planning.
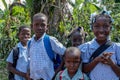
[0,1,30,59]
[1,0,120,79]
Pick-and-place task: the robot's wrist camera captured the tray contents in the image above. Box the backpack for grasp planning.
[8,47,19,80]
[28,34,61,70]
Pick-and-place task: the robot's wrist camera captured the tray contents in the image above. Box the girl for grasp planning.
[68,26,87,47]
[78,11,120,80]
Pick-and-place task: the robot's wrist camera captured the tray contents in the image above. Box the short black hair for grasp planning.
[33,13,48,23]
[68,26,87,38]
[18,25,30,34]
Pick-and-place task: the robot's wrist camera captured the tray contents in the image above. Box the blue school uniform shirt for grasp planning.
[28,33,66,80]
[78,38,120,80]
[6,42,28,80]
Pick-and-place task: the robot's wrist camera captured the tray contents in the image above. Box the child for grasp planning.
[78,11,120,80]
[28,13,66,80]
[54,47,89,80]
[68,26,87,47]
[6,26,31,80]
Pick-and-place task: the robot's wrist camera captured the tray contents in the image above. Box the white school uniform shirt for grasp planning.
[28,33,66,80]
[6,42,28,80]
[78,38,120,80]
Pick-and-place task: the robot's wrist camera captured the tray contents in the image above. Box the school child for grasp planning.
[28,13,66,80]
[68,26,87,47]
[54,47,89,80]
[6,26,31,80]
[78,11,120,80]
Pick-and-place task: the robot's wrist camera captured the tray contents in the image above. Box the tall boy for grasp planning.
[28,13,66,80]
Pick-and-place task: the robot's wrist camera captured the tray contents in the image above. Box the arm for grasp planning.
[50,36,66,55]
[110,63,120,77]
[7,62,27,79]
[83,55,104,73]
[102,52,120,77]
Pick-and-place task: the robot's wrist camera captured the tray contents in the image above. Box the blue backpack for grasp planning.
[28,34,61,70]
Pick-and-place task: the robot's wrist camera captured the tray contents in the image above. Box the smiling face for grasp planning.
[32,13,48,40]
[92,16,111,44]
[64,47,81,78]
[18,27,31,46]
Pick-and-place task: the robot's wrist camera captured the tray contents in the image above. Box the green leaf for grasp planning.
[88,2,101,13]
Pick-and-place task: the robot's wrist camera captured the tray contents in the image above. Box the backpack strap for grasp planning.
[8,47,19,80]
[43,34,55,62]
[13,47,19,67]
[89,41,112,61]
[59,71,63,80]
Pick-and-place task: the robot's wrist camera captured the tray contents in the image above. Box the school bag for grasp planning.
[28,34,61,70]
[8,47,19,80]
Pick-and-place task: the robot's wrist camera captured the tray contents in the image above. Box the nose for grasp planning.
[98,27,105,32]
[70,62,74,67]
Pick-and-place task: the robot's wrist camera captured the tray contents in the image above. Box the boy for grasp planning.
[28,13,66,80]
[6,26,31,80]
[78,11,120,80]
[54,47,89,80]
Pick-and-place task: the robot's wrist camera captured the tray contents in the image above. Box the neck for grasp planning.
[96,39,107,45]
[21,42,27,47]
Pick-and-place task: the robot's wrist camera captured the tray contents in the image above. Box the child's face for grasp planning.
[32,16,47,39]
[92,16,111,42]
[71,32,84,47]
[65,52,81,77]
[18,28,31,46]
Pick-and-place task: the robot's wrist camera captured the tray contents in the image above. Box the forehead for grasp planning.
[95,16,110,23]
[65,51,80,58]
[20,28,30,32]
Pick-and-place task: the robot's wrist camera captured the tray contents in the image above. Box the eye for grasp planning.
[40,23,46,27]
[34,23,39,26]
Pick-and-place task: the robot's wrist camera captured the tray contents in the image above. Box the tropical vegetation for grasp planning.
[0,0,120,79]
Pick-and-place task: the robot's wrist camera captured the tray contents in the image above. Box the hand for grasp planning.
[25,73,31,80]
[102,52,114,65]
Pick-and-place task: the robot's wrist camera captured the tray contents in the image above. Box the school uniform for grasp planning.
[55,67,89,80]
[6,42,28,80]
[28,33,66,80]
[78,38,120,80]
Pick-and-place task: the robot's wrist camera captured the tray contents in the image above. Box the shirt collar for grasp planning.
[31,33,46,42]
[17,42,26,49]
[61,66,83,79]
[90,37,111,49]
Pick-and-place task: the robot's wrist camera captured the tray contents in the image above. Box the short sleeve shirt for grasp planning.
[55,68,89,80]
[28,33,66,80]
[6,42,28,80]
[78,38,120,80]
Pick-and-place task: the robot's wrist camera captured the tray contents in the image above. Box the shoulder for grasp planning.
[54,70,64,80]
[48,35,58,41]
[78,41,92,50]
